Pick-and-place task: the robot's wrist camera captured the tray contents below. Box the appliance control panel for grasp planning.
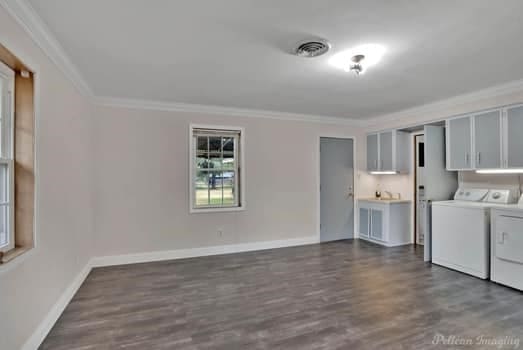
[486,189,519,204]
[454,188,489,201]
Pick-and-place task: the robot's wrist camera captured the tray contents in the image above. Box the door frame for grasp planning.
[413,132,424,246]
[316,134,356,242]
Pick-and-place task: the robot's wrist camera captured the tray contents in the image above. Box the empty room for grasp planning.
[1,1,523,349]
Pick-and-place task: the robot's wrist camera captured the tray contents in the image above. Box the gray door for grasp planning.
[366,134,379,171]
[379,131,393,171]
[448,116,472,169]
[474,110,501,169]
[507,106,523,168]
[320,137,354,242]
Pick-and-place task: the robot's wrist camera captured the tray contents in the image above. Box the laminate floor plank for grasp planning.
[40,240,523,350]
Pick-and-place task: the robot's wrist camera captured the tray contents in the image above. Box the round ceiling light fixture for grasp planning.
[349,54,365,75]
[294,38,331,58]
[329,44,386,74]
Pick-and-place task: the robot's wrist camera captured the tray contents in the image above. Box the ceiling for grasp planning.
[27,0,523,119]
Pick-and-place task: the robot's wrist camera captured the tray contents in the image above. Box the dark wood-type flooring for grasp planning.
[40,240,523,350]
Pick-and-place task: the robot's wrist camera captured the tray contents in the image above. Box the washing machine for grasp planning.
[431,188,519,279]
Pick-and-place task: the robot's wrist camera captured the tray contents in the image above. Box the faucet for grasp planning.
[382,191,401,200]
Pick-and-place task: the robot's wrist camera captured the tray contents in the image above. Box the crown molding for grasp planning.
[0,0,93,97]
[5,0,523,128]
[1,0,364,126]
[1,1,360,126]
[363,78,523,128]
[93,96,364,126]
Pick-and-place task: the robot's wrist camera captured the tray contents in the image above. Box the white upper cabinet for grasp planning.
[446,106,523,171]
[505,105,523,168]
[366,130,409,173]
[446,116,473,170]
[379,131,394,171]
[474,110,502,169]
[367,133,379,171]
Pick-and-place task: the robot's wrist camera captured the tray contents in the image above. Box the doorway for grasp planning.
[412,126,458,261]
[320,137,354,242]
[414,133,425,246]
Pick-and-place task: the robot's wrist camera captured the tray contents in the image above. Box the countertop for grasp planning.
[357,198,412,204]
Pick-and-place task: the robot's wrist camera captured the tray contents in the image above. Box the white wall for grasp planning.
[4,2,523,348]
[0,7,94,350]
[0,5,374,348]
[92,105,371,256]
[362,90,523,242]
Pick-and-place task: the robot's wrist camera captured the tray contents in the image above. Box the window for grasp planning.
[0,61,15,254]
[0,44,35,264]
[190,125,244,212]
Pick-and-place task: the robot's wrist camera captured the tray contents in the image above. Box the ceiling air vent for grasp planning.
[294,38,331,58]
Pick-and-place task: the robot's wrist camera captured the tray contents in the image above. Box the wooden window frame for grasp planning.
[0,61,15,254]
[0,42,36,265]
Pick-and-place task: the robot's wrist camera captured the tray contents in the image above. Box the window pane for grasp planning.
[0,77,3,156]
[195,171,209,206]
[0,163,7,203]
[208,171,222,205]
[223,137,234,154]
[207,153,222,169]
[196,156,221,169]
[197,136,208,153]
[0,205,7,247]
[0,121,3,158]
[223,171,236,205]
[196,154,211,169]
[222,154,234,170]
[209,136,221,154]
[0,78,3,109]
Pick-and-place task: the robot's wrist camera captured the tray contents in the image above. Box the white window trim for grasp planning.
[0,61,15,253]
[189,124,245,214]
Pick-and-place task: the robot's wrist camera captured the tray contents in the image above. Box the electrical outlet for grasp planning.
[217,229,223,237]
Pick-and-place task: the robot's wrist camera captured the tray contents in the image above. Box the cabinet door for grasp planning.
[474,110,501,169]
[506,106,523,168]
[359,207,370,237]
[447,116,472,170]
[379,131,393,171]
[367,134,379,171]
[370,209,384,241]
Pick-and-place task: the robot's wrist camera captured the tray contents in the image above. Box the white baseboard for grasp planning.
[21,236,319,349]
[21,259,93,350]
[91,236,319,267]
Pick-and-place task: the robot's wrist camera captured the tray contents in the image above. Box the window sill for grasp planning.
[190,206,246,214]
[1,246,32,264]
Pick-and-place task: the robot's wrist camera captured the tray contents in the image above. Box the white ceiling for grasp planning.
[27,0,523,119]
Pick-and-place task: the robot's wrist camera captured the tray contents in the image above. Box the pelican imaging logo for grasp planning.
[432,334,521,349]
